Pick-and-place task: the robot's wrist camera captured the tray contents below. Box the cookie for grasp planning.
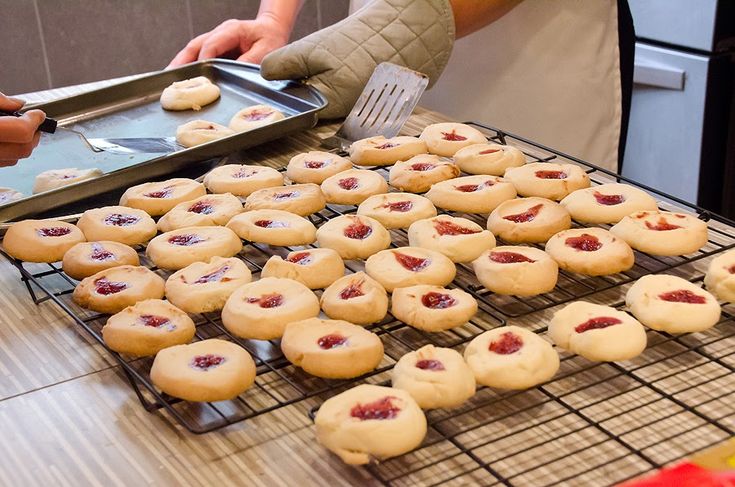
[610,210,708,256]
[487,197,572,244]
[32,167,102,194]
[286,151,352,184]
[120,178,206,216]
[425,175,517,214]
[72,265,165,314]
[77,205,157,246]
[504,162,590,200]
[320,272,389,325]
[203,164,284,197]
[389,155,460,193]
[226,209,316,246]
[3,219,85,263]
[472,246,558,296]
[419,122,486,157]
[356,192,437,230]
[160,76,220,111]
[545,227,634,276]
[261,248,344,289]
[315,215,391,260]
[0,187,24,204]
[365,247,456,292]
[320,169,389,205]
[408,215,496,263]
[453,143,526,175]
[229,104,285,132]
[348,135,427,167]
[157,193,244,232]
[165,256,252,313]
[560,183,658,224]
[175,120,234,147]
[244,183,326,216]
[391,285,478,332]
[62,241,140,280]
[146,226,242,271]
[704,249,735,302]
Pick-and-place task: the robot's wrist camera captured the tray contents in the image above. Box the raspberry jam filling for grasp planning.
[103,213,140,226]
[434,220,480,236]
[575,316,622,333]
[658,289,706,304]
[728,264,735,274]
[421,292,457,309]
[273,191,299,201]
[441,130,467,141]
[489,332,523,355]
[193,265,231,284]
[339,282,364,300]
[138,314,170,328]
[479,148,501,155]
[37,226,72,237]
[503,203,543,223]
[233,169,256,179]
[455,180,492,193]
[304,160,327,169]
[286,252,312,265]
[254,220,289,229]
[94,278,128,295]
[343,220,372,240]
[410,163,436,171]
[535,170,568,180]
[243,110,272,121]
[190,354,226,371]
[246,293,284,308]
[89,243,114,261]
[188,201,214,215]
[593,191,625,206]
[381,200,413,212]
[415,359,445,371]
[644,218,682,231]
[317,334,348,350]
[350,396,401,421]
[59,174,77,180]
[565,234,603,252]
[394,252,430,272]
[168,234,205,246]
[375,142,397,149]
[490,251,535,264]
[143,187,172,199]
[338,177,360,190]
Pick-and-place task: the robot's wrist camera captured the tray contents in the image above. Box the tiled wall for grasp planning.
[1,0,350,95]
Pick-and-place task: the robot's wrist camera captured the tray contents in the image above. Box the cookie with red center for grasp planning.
[262,248,345,289]
[548,301,647,362]
[560,183,658,224]
[626,274,721,333]
[175,120,234,147]
[487,197,571,244]
[320,168,389,205]
[228,104,285,132]
[226,209,316,247]
[364,247,456,292]
[101,299,196,357]
[286,151,353,184]
[157,193,243,233]
[32,167,103,194]
[348,135,428,167]
[425,174,517,214]
[704,249,735,302]
[62,241,140,280]
[146,226,242,271]
[72,265,165,314]
[356,192,437,230]
[391,345,476,409]
[3,219,86,263]
[472,245,558,296]
[408,215,496,263]
[453,142,526,175]
[464,326,559,389]
[244,183,326,216]
[221,277,320,340]
[281,318,384,379]
[544,227,634,276]
[504,162,590,200]
[203,164,284,197]
[391,284,477,332]
[389,154,460,193]
[160,76,220,111]
[150,338,256,403]
[320,271,389,325]
[77,205,157,246]
[315,384,427,465]
[610,210,708,256]
[315,215,391,260]
[0,187,23,205]
[120,178,206,216]
[419,122,487,157]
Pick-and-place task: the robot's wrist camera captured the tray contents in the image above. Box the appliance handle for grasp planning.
[633,60,686,90]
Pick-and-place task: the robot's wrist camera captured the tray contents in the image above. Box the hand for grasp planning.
[0,93,45,167]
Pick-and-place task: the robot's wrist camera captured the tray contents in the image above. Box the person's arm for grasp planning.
[450,0,522,38]
[0,93,45,167]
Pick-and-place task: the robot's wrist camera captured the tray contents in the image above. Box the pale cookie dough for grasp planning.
[244,183,326,216]
[453,143,526,175]
[548,301,647,362]
[545,227,634,276]
[625,274,721,334]
[356,192,437,230]
[425,175,517,214]
[146,226,242,271]
[203,164,284,197]
[315,384,427,465]
[391,345,476,409]
[150,338,256,402]
[165,256,252,313]
[261,248,344,289]
[62,241,140,280]
[472,246,558,296]
[226,209,316,246]
[120,178,206,216]
[102,299,196,357]
[157,193,244,232]
[389,155,460,193]
[3,219,85,263]
[487,197,572,244]
[704,249,735,302]
[320,271,389,325]
[464,326,559,389]
[320,169,389,205]
[33,167,103,194]
[286,151,352,184]
[315,215,391,260]
[281,318,384,379]
[504,162,590,200]
[72,265,165,314]
[175,120,234,147]
[0,187,23,204]
[229,104,285,132]
[560,183,659,224]
[419,122,486,157]
[77,205,157,246]
[160,76,220,111]
[365,247,456,293]
[391,285,478,332]
[610,210,708,256]
[348,135,427,167]
[408,215,496,263]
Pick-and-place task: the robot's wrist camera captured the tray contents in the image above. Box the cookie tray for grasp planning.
[0,59,327,223]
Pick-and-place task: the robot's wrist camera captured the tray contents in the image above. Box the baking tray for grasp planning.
[0,59,327,223]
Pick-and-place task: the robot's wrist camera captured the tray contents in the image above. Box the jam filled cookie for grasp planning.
[286,151,352,184]
[150,339,256,402]
[33,167,103,194]
[203,164,284,197]
[244,183,326,216]
[626,274,721,334]
[261,248,345,289]
[102,299,196,357]
[453,143,526,175]
[408,215,496,263]
[391,345,476,409]
[391,285,478,332]
[77,205,157,246]
[72,265,165,314]
[3,219,85,263]
[348,135,427,167]
[0,187,24,204]
[221,277,320,340]
[365,247,456,293]
[419,122,486,157]
[62,241,140,280]
[146,226,242,271]
[356,192,437,230]
[548,301,647,362]
[165,256,253,314]
[610,210,708,256]
[504,162,590,200]
[315,215,391,260]
[545,227,634,276]
[315,384,427,465]
[560,183,658,224]
[157,193,244,232]
[425,175,517,214]
[389,155,460,193]
[464,326,559,389]
[160,76,220,111]
[120,178,206,216]
[281,318,384,379]
[704,249,735,302]
[226,209,316,246]
[320,169,389,205]
[320,272,389,325]
[487,197,572,244]
[472,246,558,296]
[175,120,235,148]
[229,104,285,132]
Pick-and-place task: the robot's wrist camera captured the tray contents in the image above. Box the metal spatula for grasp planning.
[321,63,429,152]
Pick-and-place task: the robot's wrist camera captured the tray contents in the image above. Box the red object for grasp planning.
[382,200,413,212]
[350,396,401,421]
[143,188,172,198]
[565,233,603,251]
[535,170,568,179]
[254,220,288,228]
[479,148,500,155]
[89,243,114,261]
[187,201,214,215]
[168,234,205,246]
[343,220,372,239]
[287,252,312,265]
[489,332,523,355]
[658,289,707,304]
[433,220,480,236]
[575,316,623,333]
[193,265,231,284]
[375,142,397,149]
[317,334,348,350]
[190,354,225,370]
[503,203,543,223]
[593,191,625,206]
[103,213,140,226]
[338,177,360,190]
[244,110,272,121]
[490,251,535,264]
[415,359,445,371]
[645,218,682,231]
[421,292,457,309]
[617,462,735,487]
[339,282,364,300]
[410,162,436,171]
[246,293,284,308]
[273,191,298,200]
[441,130,467,141]
[139,314,170,328]
[94,278,128,295]
[728,264,735,274]
[37,226,72,237]
[455,180,492,192]
[304,160,326,169]
[394,252,430,272]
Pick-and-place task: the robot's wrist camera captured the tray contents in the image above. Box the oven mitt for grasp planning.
[260,0,455,119]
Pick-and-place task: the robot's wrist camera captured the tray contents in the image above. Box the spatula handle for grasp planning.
[0,109,57,134]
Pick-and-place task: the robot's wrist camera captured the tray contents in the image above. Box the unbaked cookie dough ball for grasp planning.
[320,169,389,205]
[365,247,456,292]
[356,192,437,230]
[120,178,206,216]
[175,120,234,148]
[425,175,517,214]
[261,248,344,289]
[226,209,316,246]
[157,193,244,232]
[625,274,721,334]
[77,205,157,246]
[229,104,285,132]
[504,162,590,201]
[244,183,326,216]
[487,197,572,244]
[610,210,708,256]
[348,135,427,167]
[389,155,460,193]
[3,219,85,263]
[391,285,478,332]
[560,183,658,224]
[72,265,165,314]
[62,241,140,280]
[0,187,24,204]
[315,215,391,260]
[419,122,486,157]
[320,271,389,325]
[704,249,735,302]
[203,164,284,197]
[33,167,103,194]
[545,227,634,276]
[408,215,496,263]
[472,246,558,296]
[453,143,526,175]
[286,151,352,184]
[146,226,242,271]
[160,76,220,111]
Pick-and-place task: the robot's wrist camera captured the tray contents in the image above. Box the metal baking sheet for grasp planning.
[0,59,327,223]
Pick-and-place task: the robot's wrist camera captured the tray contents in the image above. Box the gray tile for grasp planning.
[318,0,350,29]
[291,1,319,41]
[0,0,49,94]
[189,0,260,36]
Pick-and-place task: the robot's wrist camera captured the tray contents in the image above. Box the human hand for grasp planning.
[0,93,45,167]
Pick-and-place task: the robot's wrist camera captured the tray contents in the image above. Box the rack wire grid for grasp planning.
[3,121,734,486]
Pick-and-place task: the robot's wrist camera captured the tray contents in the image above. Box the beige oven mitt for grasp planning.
[260,0,455,119]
